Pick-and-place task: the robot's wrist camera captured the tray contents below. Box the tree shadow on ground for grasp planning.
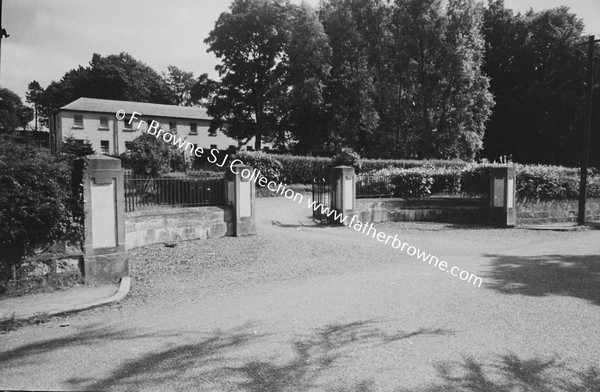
[223,319,452,392]
[48,319,449,391]
[385,354,600,392]
[484,254,600,305]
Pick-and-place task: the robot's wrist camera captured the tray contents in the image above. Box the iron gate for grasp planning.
[312,178,331,224]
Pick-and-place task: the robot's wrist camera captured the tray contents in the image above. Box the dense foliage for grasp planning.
[0,139,84,279]
[204,0,493,159]
[0,87,33,134]
[235,151,283,184]
[482,0,599,167]
[120,133,189,177]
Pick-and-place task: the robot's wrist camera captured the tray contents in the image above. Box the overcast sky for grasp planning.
[2,0,599,102]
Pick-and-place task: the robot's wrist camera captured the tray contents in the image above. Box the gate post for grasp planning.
[82,155,128,283]
[226,164,256,236]
[489,166,517,227]
[330,166,356,225]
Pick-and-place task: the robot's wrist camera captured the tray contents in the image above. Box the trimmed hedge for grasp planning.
[233,151,600,201]
[357,163,600,201]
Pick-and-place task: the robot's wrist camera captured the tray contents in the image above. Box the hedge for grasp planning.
[233,151,600,201]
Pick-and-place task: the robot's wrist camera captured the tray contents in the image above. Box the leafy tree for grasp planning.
[162,65,197,106]
[389,0,493,159]
[205,0,292,150]
[0,87,33,133]
[319,0,381,155]
[0,140,81,281]
[121,133,188,177]
[37,52,174,127]
[61,135,95,158]
[25,81,44,131]
[482,1,593,166]
[282,2,333,154]
[190,73,220,109]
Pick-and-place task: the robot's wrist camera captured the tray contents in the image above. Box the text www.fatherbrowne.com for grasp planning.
[117,109,483,288]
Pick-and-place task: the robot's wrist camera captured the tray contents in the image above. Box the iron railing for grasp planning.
[124,174,227,212]
[356,170,490,199]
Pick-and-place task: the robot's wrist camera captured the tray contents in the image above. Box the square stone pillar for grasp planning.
[82,155,128,283]
[226,165,256,236]
[330,166,356,225]
[489,166,517,227]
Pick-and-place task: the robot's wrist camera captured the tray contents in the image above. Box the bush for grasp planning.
[332,147,362,173]
[276,154,332,183]
[235,151,283,184]
[0,140,83,282]
[121,133,189,177]
[391,169,434,197]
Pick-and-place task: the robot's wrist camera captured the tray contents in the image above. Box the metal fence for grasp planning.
[356,170,490,199]
[124,174,227,212]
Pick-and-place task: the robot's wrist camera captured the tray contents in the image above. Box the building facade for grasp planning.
[50,98,262,155]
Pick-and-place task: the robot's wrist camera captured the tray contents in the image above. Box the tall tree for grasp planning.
[162,65,197,106]
[390,0,493,159]
[25,81,44,131]
[319,0,381,155]
[482,1,591,166]
[281,2,332,153]
[0,87,33,134]
[205,0,291,150]
[37,52,174,127]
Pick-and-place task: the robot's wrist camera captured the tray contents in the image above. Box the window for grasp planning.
[125,141,133,152]
[208,128,217,137]
[123,115,134,130]
[228,145,236,150]
[73,114,83,128]
[99,116,109,130]
[210,144,218,150]
[169,121,177,133]
[190,122,197,134]
[100,140,110,155]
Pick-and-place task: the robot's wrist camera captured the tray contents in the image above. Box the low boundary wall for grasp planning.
[355,198,488,224]
[125,206,234,250]
[354,197,600,225]
[516,198,600,224]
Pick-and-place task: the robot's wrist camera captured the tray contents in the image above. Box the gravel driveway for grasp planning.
[1,195,599,391]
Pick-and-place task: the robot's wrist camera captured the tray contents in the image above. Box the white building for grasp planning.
[50,97,263,155]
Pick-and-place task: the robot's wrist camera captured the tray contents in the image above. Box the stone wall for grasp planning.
[354,197,600,225]
[354,198,488,224]
[125,206,234,250]
[516,198,600,224]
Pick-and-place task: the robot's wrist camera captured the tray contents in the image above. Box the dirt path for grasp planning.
[1,196,600,391]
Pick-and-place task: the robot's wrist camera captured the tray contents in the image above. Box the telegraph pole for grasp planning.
[578,35,598,225]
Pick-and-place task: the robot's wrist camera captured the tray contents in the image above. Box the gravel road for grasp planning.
[1,195,599,391]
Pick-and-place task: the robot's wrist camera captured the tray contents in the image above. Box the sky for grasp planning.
[1,0,599,102]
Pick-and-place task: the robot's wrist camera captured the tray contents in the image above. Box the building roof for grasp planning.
[60,97,210,121]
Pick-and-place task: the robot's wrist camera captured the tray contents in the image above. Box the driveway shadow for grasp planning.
[484,254,600,305]
[54,319,449,391]
[331,354,600,392]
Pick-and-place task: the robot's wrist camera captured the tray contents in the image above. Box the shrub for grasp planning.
[235,151,283,184]
[121,133,189,177]
[391,169,434,197]
[332,147,362,173]
[276,154,332,183]
[0,140,82,282]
